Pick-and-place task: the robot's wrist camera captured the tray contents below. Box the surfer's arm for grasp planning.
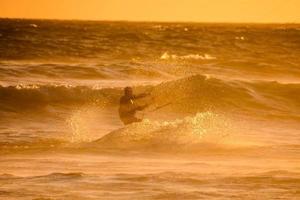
[133,93,150,99]
[136,104,149,111]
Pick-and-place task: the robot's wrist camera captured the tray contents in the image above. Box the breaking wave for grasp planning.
[0,84,122,111]
[92,112,231,151]
[160,52,216,60]
[1,74,299,119]
[0,111,233,153]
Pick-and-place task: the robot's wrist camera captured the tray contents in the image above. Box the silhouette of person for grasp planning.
[119,87,149,125]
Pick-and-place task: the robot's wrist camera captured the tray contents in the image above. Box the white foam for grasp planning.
[96,112,231,149]
[160,52,216,60]
[29,24,38,28]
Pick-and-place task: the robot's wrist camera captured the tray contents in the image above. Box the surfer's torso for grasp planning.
[119,95,142,125]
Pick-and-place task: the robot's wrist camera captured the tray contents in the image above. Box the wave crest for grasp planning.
[93,112,231,151]
[0,84,121,111]
[1,74,300,119]
[160,52,216,60]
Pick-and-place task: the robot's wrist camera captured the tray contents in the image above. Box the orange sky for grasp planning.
[1,0,299,23]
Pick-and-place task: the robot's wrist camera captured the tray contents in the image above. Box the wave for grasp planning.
[0,111,231,151]
[0,172,85,181]
[1,170,299,183]
[114,170,300,185]
[1,74,300,119]
[0,110,298,155]
[0,61,169,80]
[0,171,298,200]
[92,112,231,151]
[0,84,122,112]
[160,52,216,60]
[151,75,300,118]
[0,138,67,154]
[1,19,299,64]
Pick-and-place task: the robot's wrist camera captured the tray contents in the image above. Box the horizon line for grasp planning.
[1,17,299,25]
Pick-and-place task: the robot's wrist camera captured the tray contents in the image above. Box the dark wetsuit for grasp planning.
[118,94,147,125]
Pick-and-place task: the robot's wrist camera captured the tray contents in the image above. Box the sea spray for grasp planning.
[95,112,232,150]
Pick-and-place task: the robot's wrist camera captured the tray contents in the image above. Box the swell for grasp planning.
[0,61,168,80]
[0,110,299,154]
[0,172,85,182]
[1,170,299,181]
[1,74,300,118]
[1,19,300,62]
[0,171,298,200]
[151,75,300,118]
[0,84,122,112]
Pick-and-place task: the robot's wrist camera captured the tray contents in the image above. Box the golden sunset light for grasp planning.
[1,0,300,23]
[0,0,299,199]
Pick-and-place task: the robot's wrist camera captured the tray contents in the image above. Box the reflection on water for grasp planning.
[0,19,299,199]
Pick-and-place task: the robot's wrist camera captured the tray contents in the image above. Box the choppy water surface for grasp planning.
[0,19,299,199]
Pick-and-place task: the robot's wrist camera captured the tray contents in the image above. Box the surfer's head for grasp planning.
[124,87,133,96]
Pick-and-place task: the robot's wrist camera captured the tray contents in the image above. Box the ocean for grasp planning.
[0,19,299,199]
